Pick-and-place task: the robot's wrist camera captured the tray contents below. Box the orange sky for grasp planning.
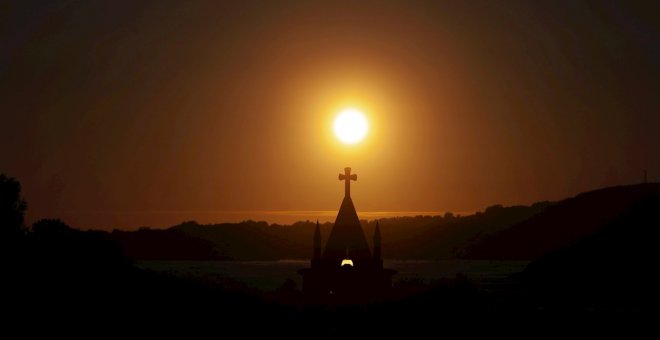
[2,1,659,229]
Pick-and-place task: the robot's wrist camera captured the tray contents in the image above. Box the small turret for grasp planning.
[312,220,322,267]
[374,221,382,269]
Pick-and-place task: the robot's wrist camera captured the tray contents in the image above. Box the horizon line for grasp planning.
[29,209,476,230]
[55,209,474,216]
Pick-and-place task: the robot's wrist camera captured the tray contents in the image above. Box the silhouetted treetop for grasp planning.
[32,218,75,237]
[0,174,27,240]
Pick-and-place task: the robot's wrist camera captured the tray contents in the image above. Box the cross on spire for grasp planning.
[338,167,357,197]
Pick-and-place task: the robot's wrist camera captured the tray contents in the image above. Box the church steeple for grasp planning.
[297,167,397,299]
[323,167,373,267]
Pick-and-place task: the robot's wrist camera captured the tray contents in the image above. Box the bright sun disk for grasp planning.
[333,108,368,145]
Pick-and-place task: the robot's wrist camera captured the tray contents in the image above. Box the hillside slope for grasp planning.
[463,183,660,260]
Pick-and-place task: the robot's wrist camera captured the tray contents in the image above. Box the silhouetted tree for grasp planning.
[0,174,27,242]
[31,218,74,237]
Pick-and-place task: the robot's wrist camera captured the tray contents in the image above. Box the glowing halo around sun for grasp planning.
[333,108,369,145]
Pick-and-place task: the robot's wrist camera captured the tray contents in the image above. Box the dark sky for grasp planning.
[2,1,659,229]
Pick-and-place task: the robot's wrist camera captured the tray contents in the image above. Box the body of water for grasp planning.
[136,260,529,292]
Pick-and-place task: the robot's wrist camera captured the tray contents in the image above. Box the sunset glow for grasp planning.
[4,2,658,231]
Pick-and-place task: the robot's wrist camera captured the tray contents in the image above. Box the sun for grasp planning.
[333,108,369,145]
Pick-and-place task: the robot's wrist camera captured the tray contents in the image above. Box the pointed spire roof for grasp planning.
[322,196,373,267]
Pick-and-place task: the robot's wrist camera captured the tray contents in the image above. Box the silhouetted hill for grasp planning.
[169,220,319,260]
[7,220,290,333]
[464,183,660,260]
[109,204,550,261]
[108,227,231,260]
[365,202,552,260]
[98,184,660,262]
[522,194,659,311]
